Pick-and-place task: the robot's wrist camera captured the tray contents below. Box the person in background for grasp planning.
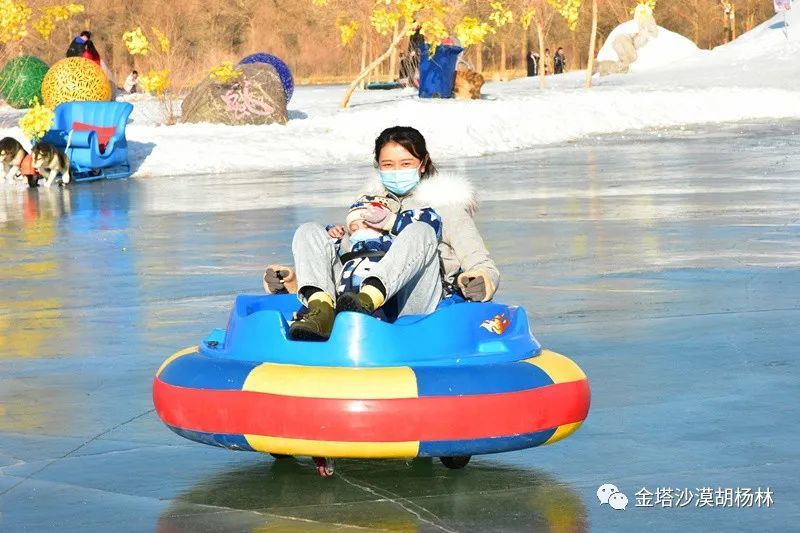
[526,50,539,77]
[66,30,101,65]
[123,70,141,93]
[554,47,567,74]
[543,48,552,75]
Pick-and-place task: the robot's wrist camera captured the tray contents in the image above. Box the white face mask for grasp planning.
[378,163,422,195]
[348,228,383,246]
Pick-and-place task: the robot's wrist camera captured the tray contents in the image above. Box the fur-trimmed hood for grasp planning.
[361,172,479,216]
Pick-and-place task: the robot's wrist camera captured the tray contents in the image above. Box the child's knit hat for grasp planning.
[345,203,369,229]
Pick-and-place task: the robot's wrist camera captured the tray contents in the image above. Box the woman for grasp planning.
[554,47,566,75]
[66,30,101,65]
[265,126,500,340]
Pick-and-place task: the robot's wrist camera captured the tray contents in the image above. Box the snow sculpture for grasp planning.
[596,3,698,75]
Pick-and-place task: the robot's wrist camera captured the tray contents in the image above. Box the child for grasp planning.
[337,197,396,297]
[123,70,141,93]
[263,194,442,336]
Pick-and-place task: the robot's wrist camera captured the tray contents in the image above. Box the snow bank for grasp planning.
[597,20,699,71]
[0,12,798,178]
[122,84,800,177]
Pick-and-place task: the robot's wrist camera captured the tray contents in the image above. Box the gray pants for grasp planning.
[292,222,443,316]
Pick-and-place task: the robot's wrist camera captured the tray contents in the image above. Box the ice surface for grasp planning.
[0,120,798,531]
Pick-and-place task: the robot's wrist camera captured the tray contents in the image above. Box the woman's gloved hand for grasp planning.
[363,203,396,231]
[457,270,497,302]
[263,265,298,294]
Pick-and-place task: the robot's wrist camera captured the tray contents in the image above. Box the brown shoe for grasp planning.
[288,299,334,341]
[335,292,376,315]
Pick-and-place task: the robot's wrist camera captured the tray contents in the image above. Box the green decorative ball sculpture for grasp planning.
[0,55,49,109]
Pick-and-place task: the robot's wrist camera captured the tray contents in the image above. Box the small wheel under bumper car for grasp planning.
[312,456,335,477]
[439,455,471,469]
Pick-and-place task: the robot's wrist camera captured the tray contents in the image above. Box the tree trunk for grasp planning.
[389,21,399,80]
[522,35,530,74]
[586,0,598,88]
[341,22,410,108]
[536,21,546,89]
[359,35,368,89]
[475,42,483,72]
[500,41,506,80]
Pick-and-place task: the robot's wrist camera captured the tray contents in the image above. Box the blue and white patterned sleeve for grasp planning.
[391,207,442,241]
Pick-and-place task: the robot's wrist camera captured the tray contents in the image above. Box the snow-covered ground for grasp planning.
[1,11,798,178]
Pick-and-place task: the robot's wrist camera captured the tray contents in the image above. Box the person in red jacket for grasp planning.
[66,31,100,65]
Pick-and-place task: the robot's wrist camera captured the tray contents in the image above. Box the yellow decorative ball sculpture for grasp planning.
[41,57,112,108]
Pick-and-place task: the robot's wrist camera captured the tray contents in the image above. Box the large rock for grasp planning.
[182,63,287,125]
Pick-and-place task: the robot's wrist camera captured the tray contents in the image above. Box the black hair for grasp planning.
[374,126,437,178]
[80,30,92,38]
[132,70,138,75]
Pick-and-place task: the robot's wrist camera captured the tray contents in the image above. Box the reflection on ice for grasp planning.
[158,459,588,532]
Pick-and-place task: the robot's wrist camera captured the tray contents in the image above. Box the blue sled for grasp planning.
[40,101,134,182]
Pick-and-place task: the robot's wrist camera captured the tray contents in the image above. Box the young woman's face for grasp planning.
[378,142,425,174]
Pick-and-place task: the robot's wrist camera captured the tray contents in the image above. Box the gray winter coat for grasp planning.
[360,172,500,293]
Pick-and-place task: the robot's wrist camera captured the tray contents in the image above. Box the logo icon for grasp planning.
[598,484,628,511]
[480,313,510,335]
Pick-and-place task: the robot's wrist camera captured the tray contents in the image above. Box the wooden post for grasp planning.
[586,0,598,88]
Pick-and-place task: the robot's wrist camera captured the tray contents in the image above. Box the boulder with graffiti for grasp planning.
[181,63,288,125]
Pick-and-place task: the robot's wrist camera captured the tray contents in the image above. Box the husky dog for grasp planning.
[31,143,71,187]
[0,137,28,182]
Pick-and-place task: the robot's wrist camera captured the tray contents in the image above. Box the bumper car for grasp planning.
[153,294,590,477]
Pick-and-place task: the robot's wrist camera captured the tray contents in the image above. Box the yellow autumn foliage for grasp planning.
[123,26,150,55]
[338,20,359,46]
[33,4,84,40]
[139,69,170,95]
[19,98,54,142]
[152,26,170,54]
[209,61,242,83]
[0,0,32,43]
[454,16,494,47]
[547,0,582,32]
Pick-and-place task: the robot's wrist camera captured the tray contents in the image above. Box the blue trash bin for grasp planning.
[418,43,464,99]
